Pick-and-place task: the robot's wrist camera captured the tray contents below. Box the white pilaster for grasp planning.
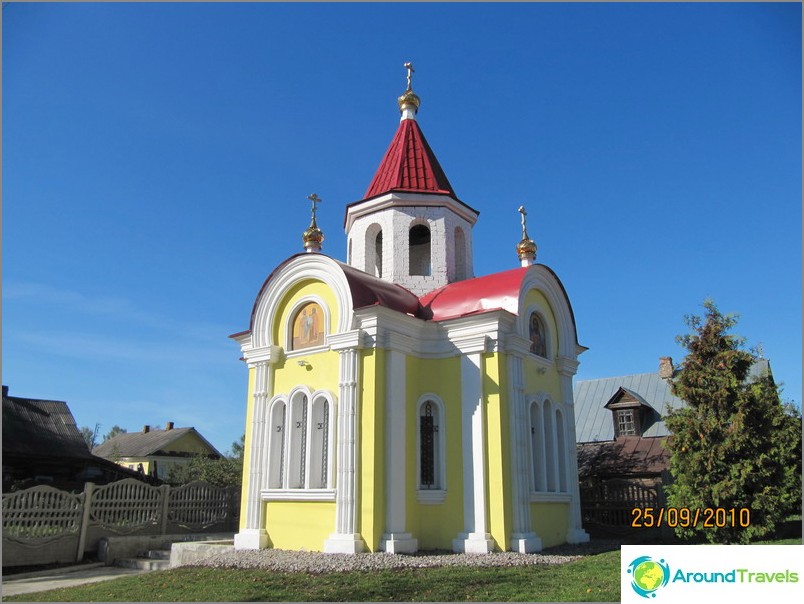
[324,344,366,553]
[452,353,494,553]
[508,355,542,553]
[380,349,418,553]
[557,356,590,544]
[235,345,280,550]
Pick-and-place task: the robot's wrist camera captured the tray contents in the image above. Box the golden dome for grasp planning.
[398,89,421,112]
[517,237,537,257]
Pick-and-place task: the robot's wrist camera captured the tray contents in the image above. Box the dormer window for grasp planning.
[604,387,656,438]
[615,409,637,436]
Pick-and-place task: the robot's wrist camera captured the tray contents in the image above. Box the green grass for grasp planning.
[2,551,621,602]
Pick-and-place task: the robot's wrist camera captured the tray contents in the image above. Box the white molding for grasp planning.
[416,489,447,504]
[250,255,355,351]
[379,533,418,554]
[327,330,363,351]
[555,355,580,377]
[529,492,573,503]
[242,345,283,367]
[324,533,366,553]
[261,489,336,502]
[285,345,329,359]
[345,191,479,232]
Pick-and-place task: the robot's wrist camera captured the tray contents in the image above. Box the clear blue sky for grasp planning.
[3,2,801,454]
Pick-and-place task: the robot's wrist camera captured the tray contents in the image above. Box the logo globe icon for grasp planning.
[627,556,670,598]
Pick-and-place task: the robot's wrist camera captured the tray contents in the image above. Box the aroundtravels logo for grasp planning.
[627,556,671,598]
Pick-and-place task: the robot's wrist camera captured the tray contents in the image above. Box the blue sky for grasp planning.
[3,2,801,454]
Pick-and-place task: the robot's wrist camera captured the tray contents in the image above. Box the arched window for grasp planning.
[364,223,383,278]
[529,400,546,491]
[454,227,467,281]
[288,392,308,489]
[291,302,325,351]
[347,238,353,265]
[409,224,431,276]
[374,231,383,278]
[417,397,446,492]
[308,396,330,489]
[542,400,556,492]
[266,389,335,493]
[528,312,548,357]
[267,399,287,489]
[556,409,568,493]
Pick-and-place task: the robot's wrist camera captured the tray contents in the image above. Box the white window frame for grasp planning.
[263,387,336,501]
[416,394,447,503]
[527,394,572,502]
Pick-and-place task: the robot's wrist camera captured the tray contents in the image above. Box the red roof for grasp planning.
[364,119,456,199]
[419,267,528,321]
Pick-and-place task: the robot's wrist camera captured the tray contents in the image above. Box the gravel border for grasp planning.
[182,540,620,574]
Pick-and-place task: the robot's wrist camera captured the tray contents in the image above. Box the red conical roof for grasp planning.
[364,119,456,199]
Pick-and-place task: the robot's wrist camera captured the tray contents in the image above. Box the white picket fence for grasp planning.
[2,479,239,567]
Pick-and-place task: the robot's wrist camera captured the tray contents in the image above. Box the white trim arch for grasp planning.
[284,295,332,355]
[249,255,355,351]
[416,393,447,503]
[518,265,580,360]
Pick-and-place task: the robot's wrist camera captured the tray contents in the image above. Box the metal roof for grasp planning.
[92,427,222,459]
[573,372,685,443]
[574,359,773,443]
[2,390,95,460]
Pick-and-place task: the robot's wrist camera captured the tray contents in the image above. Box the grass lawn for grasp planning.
[2,550,621,602]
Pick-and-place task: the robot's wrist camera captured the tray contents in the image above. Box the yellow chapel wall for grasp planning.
[238,278,342,549]
[521,288,571,544]
[405,355,464,550]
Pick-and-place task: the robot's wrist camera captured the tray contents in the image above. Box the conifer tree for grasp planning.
[664,300,801,543]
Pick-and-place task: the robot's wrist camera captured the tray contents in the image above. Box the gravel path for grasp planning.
[183,540,619,574]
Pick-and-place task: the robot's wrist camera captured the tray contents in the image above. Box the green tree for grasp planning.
[664,300,802,543]
[166,436,245,488]
[80,423,101,450]
[102,425,127,443]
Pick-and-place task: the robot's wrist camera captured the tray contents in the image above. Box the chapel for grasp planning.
[232,66,590,553]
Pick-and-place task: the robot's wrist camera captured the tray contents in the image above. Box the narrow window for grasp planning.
[530,401,546,491]
[419,401,440,489]
[409,224,431,276]
[268,401,287,489]
[375,231,383,278]
[288,395,308,488]
[556,409,567,492]
[308,398,330,488]
[543,400,556,492]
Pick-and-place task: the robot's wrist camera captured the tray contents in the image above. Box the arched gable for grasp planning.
[517,265,581,360]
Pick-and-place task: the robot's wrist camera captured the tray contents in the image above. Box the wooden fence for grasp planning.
[580,478,661,536]
[2,479,239,567]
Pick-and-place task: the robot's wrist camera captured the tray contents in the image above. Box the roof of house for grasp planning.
[364,117,457,200]
[574,359,774,443]
[577,436,670,478]
[2,388,95,460]
[92,427,222,459]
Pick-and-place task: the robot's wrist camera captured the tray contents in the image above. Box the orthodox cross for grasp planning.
[404,62,415,91]
[308,193,322,224]
[518,205,530,239]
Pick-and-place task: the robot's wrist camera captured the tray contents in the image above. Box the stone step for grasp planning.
[115,557,171,571]
[142,549,171,560]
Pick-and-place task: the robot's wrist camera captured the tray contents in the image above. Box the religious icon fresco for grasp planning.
[529,312,547,357]
[292,302,325,350]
